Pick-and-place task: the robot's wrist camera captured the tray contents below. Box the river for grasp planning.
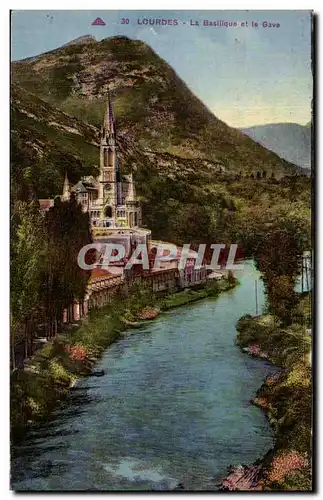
[11,260,279,491]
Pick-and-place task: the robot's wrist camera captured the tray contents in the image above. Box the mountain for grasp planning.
[241,123,312,170]
[11,83,225,200]
[11,36,311,245]
[62,35,96,47]
[12,35,297,176]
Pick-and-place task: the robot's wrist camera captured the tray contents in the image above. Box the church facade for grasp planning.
[62,92,142,230]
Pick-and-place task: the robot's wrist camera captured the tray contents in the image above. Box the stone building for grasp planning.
[62,91,142,230]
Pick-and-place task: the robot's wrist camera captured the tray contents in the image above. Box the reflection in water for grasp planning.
[12,261,277,491]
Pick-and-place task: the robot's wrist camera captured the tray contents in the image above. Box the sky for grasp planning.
[11,10,313,128]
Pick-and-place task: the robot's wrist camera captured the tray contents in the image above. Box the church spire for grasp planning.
[103,87,116,138]
[61,171,70,201]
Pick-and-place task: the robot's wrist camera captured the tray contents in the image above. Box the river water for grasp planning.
[11,260,278,491]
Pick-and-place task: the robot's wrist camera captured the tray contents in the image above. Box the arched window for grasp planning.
[105,206,112,218]
[104,149,108,167]
[130,212,134,227]
[108,149,113,167]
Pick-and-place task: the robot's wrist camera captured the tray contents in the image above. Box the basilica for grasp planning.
[61,92,142,230]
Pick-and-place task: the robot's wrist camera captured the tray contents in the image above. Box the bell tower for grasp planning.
[98,90,117,220]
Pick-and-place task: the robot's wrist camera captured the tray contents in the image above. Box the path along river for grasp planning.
[12,260,280,491]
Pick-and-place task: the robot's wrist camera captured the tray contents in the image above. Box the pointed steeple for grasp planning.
[61,171,70,201]
[103,87,116,138]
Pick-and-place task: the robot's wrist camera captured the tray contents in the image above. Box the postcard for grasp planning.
[10,10,313,492]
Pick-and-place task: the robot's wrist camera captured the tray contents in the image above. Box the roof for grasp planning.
[74,180,97,193]
[90,266,123,281]
[39,199,54,210]
[151,244,199,261]
[74,181,88,193]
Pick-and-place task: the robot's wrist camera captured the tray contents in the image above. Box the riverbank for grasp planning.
[222,293,312,491]
[160,278,236,310]
[11,276,236,443]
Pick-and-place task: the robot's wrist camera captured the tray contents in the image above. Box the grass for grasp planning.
[161,289,209,309]
[160,278,237,310]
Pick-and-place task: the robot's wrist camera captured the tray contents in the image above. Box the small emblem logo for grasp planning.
[91,17,106,26]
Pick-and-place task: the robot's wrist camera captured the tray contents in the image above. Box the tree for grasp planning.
[170,203,217,244]
[11,193,93,367]
[41,195,92,337]
[11,201,45,364]
[267,275,298,324]
[254,216,309,324]
[11,135,36,202]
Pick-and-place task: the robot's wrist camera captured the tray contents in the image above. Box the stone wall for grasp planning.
[64,266,208,322]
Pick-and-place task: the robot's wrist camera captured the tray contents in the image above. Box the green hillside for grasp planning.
[11,36,311,247]
[12,35,297,175]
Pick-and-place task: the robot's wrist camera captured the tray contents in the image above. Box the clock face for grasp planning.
[104,183,112,192]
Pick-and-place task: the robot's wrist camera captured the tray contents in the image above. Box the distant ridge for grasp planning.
[62,35,96,47]
[241,122,311,170]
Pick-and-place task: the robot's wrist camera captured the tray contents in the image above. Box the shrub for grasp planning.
[268,451,308,484]
[49,358,73,386]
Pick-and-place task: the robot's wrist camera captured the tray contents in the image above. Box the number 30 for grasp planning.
[121,18,129,24]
